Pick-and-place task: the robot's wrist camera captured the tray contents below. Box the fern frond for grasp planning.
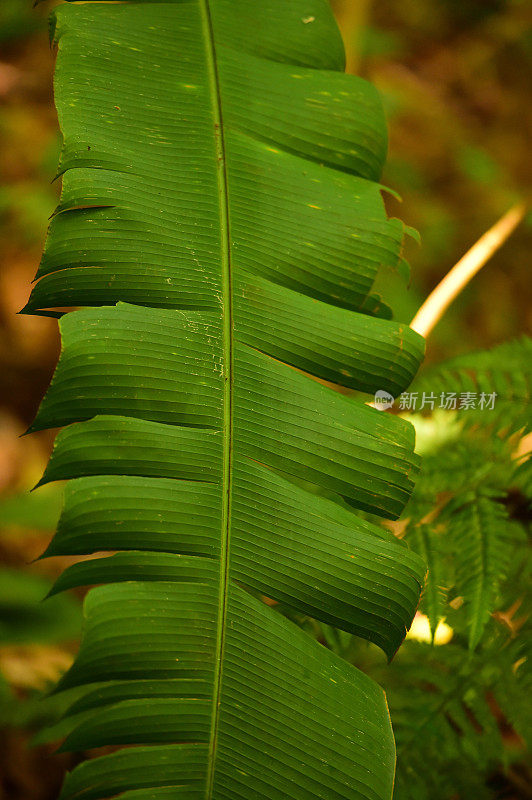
[412,336,532,435]
[388,637,529,800]
[443,488,512,649]
[402,397,527,644]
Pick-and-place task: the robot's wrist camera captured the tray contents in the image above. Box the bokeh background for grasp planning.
[0,0,530,797]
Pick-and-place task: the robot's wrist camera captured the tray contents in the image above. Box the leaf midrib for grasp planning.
[200,1,233,796]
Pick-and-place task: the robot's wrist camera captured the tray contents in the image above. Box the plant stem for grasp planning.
[411,203,527,339]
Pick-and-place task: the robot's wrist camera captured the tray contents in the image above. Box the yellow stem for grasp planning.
[411,203,527,339]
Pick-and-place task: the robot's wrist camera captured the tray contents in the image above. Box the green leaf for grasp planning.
[29,1,425,797]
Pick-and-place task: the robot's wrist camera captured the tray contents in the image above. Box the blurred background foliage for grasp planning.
[333,0,531,363]
[0,1,530,798]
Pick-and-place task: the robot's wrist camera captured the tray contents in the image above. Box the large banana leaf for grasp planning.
[28,1,426,798]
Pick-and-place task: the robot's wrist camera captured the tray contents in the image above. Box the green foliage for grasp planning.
[0,1,45,43]
[0,484,62,531]
[388,337,530,797]
[389,632,531,800]
[412,336,532,435]
[28,1,426,798]
[287,336,531,799]
[0,488,82,735]
[444,488,514,649]
[405,336,531,647]
[285,605,531,800]
[0,568,81,647]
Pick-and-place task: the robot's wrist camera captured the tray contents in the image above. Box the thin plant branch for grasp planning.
[411,203,527,339]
